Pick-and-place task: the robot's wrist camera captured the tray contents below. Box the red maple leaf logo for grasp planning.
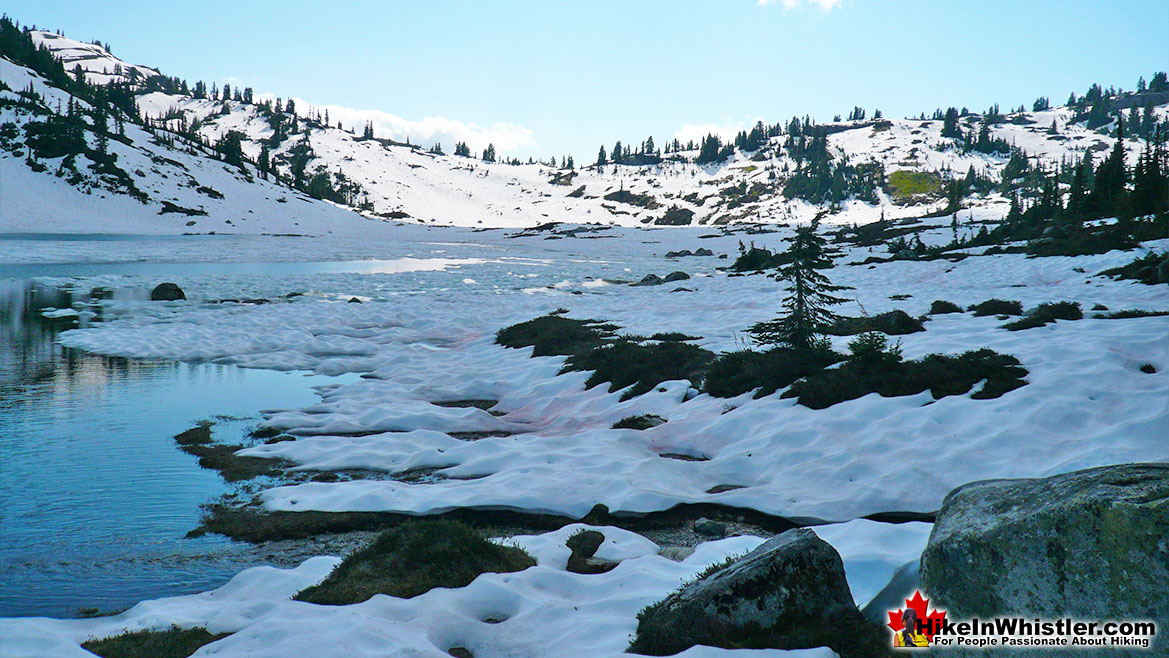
[887,590,947,640]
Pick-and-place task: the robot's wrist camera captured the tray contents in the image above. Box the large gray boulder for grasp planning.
[921,463,1168,636]
[629,528,890,657]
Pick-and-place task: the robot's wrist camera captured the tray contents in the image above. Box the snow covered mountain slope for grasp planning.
[4,24,1168,235]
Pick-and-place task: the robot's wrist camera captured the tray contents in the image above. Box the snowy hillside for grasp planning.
[4,26,1167,234]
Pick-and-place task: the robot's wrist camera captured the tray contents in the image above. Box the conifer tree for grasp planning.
[596,145,607,167]
[747,219,850,352]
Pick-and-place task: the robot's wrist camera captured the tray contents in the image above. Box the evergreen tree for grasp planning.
[482,143,496,162]
[941,108,961,139]
[747,220,850,352]
[1089,118,1128,216]
[596,145,607,167]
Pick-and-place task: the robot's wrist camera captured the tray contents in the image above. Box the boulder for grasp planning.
[694,248,714,257]
[347,297,363,303]
[630,528,890,657]
[630,274,664,287]
[921,463,1169,630]
[150,282,185,301]
[565,529,618,574]
[663,271,690,282]
[693,517,726,537]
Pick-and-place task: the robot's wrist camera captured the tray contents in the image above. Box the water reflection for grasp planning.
[0,279,349,618]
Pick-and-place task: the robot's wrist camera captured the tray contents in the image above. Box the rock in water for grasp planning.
[150,282,185,301]
[921,463,1169,631]
[630,274,664,287]
[629,528,890,657]
[663,271,690,282]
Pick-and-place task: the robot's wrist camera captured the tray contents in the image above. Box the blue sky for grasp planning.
[7,0,1168,158]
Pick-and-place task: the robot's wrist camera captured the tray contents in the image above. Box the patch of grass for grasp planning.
[1002,301,1082,331]
[825,310,925,336]
[887,170,941,198]
[1093,309,1169,319]
[784,348,1028,409]
[929,300,963,315]
[249,425,281,439]
[173,421,212,446]
[81,626,230,658]
[294,520,535,605]
[495,315,616,357]
[567,339,714,401]
[968,298,1023,316]
[612,414,666,430]
[703,347,842,398]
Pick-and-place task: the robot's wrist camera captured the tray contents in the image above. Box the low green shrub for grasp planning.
[1093,309,1169,319]
[568,339,714,401]
[825,310,924,336]
[495,315,616,357]
[783,348,1028,409]
[295,520,535,605]
[968,299,1023,316]
[612,415,666,430]
[81,627,229,658]
[1002,301,1082,331]
[703,347,842,398]
[928,300,963,314]
[1099,251,1169,285]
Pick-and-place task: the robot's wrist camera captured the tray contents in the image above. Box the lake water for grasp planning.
[0,278,354,618]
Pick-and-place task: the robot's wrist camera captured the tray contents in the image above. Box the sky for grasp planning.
[7,0,1168,159]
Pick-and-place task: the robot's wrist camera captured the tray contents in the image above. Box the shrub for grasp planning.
[612,414,666,430]
[783,348,1028,409]
[968,299,1023,316]
[847,332,903,369]
[703,347,842,398]
[1002,301,1083,331]
[81,627,229,658]
[1099,251,1169,285]
[495,315,615,357]
[1093,309,1169,319]
[568,339,714,401]
[825,310,925,336]
[730,246,791,272]
[887,170,941,198]
[929,300,963,314]
[294,520,535,605]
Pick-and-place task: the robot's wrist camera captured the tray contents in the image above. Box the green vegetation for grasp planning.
[612,414,666,430]
[1002,301,1083,330]
[784,347,1028,409]
[81,627,229,658]
[703,347,841,399]
[968,299,1024,316]
[887,170,941,198]
[929,300,964,314]
[495,315,616,357]
[1093,309,1169,319]
[294,520,535,605]
[173,422,284,481]
[569,339,714,401]
[824,310,925,336]
[1100,251,1169,285]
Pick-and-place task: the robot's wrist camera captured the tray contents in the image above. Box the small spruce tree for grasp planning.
[747,218,851,352]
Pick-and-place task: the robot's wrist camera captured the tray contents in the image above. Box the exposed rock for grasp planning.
[89,286,115,301]
[347,297,363,303]
[694,248,714,257]
[663,271,690,282]
[692,517,726,537]
[150,282,185,301]
[665,249,693,258]
[658,546,696,562]
[921,464,1169,635]
[630,528,890,657]
[565,529,618,574]
[630,274,664,287]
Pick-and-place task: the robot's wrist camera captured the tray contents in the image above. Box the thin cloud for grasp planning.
[257,95,536,154]
[757,0,843,10]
